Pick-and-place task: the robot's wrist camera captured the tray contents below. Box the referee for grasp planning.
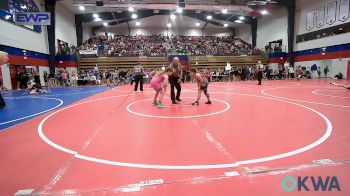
[256,61,264,85]
[0,51,9,108]
[133,63,144,91]
[169,57,183,104]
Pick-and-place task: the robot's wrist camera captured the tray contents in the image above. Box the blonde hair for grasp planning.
[158,66,173,75]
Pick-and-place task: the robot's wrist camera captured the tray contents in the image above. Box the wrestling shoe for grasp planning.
[191,101,199,106]
[205,101,212,104]
[157,103,166,109]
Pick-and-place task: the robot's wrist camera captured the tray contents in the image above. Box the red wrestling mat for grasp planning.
[0,80,349,195]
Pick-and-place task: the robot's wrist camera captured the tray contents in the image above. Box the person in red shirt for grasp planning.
[61,71,68,86]
[297,66,303,81]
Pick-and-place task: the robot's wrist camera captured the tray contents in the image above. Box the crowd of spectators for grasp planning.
[46,68,157,87]
[171,35,255,56]
[80,34,170,56]
[79,34,261,57]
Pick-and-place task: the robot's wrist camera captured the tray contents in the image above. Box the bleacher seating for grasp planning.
[79,56,168,71]
[79,34,267,71]
[79,55,267,71]
[80,34,260,57]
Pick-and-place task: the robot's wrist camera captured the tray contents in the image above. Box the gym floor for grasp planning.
[0,80,349,195]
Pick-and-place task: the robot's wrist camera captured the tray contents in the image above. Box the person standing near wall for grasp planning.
[311,64,318,79]
[324,66,329,78]
[133,63,144,91]
[318,67,321,78]
[288,66,295,79]
[0,51,9,108]
[256,61,264,85]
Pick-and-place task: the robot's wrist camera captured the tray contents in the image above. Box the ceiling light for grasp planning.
[234,20,243,23]
[260,10,268,15]
[224,23,228,27]
[195,22,200,26]
[207,15,212,20]
[94,18,102,22]
[79,6,85,11]
[170,14,176,20]
[136,21,141,26]
[176,7,183,13]
[128,7,135,12]
[20,5,27,9]
[222,9,228,14]
[131,14,138,19]
[93,13,99,18]
[239,16,245,20]
[167,23,172,28]
[103,22,108,27]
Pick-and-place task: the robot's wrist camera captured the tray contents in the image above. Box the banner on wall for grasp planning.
[0,0,42,32]
[326,1,337,25]
[79,49,97,55]
[306,11,315,31]
[339,0,350,22]
[315,6,325,28]
[15,12,50,25]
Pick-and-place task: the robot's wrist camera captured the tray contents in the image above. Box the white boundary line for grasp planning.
[0,97,63,126]
[261,87,350,108]
[2,88,108,98]
[37,92,332,170]
[111,88,196,93]
[312,89,350,99]
[42,89,107,96]
[126,97,230,119]
[112,89,153,93]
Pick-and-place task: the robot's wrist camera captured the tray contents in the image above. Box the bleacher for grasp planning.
[189,55,267,69]
[79,56,167,71]
[79,55,267,71]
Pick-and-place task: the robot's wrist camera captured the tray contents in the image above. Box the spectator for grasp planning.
[324,66,329,77]
[61,71,68,86]
[288,66,295,79]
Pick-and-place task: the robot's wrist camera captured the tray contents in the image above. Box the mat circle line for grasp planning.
[38,92,332,169]
[261,86,350,108]
[126,97,230,118]
[311,89,350,99]
[1,97,64,126]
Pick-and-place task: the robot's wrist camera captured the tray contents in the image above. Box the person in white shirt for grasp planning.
[90,75,97,85]
[288,66,295,79]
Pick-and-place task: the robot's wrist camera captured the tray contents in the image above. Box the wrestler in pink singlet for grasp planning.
[150,74,165,91]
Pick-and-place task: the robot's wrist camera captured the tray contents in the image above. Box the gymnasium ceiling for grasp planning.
[61,0,291,28]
